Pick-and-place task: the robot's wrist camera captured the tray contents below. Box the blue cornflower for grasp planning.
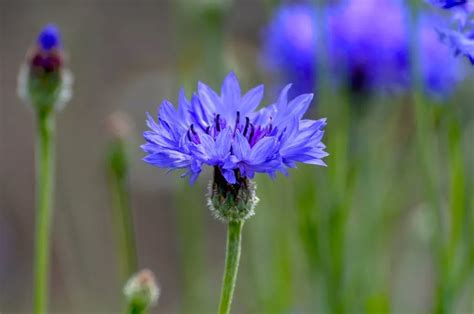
[142,72,328,184]
[261,3,318,96]
[327,0,410,93]
[37,24,61,52]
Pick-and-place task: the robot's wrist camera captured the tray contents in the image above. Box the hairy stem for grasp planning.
[218,220,244,314]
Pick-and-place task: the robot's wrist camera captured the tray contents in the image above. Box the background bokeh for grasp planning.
[1,0,473,313]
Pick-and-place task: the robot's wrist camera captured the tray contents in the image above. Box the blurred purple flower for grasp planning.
[261,3,318,96]
[427,0,474,64]
[326,0,465,96]
[142,72,328,184]
[327,0,410,93]
[420,15,467,96]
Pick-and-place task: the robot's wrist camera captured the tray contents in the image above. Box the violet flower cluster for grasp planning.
[261,0,466,97]
[142,72,328,184]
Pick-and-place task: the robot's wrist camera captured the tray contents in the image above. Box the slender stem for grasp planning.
[108,139,137,282]
[218,220,244,314]
[34,110,55,314]
[111,168,137,279]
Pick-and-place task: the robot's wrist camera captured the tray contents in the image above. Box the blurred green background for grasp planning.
[1,0,473,313]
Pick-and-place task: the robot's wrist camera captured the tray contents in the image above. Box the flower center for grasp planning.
[188,111,277,147]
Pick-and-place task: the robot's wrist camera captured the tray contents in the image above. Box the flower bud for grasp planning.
[124,269,160,312]
[207,167,259,223]
[17,24,73,113]
[106,111,134,140]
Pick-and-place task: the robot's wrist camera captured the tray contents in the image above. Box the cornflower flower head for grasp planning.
[142,72,328,221]
[142,72,328,184]
[261,3,318,96]
[18,24,73,112]
[327,0,410,93]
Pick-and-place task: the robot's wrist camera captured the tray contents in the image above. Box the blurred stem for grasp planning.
[176,181,211,312]
[446,114,465,261]
[218,220,244,314]
[408,3,450,313]
[126,302,148,314]
[436,111,468,312]
[107,139,137,282]
[313,1,350,312]
[34,109,55,314]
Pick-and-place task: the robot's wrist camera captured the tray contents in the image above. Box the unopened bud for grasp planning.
[18,24,73,113]
[124,269,160,311]
[207,167,259,223]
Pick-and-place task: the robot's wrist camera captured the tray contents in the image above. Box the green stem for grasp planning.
[408,3,449,312]
[127,303,148,314]
[34,110,55,314]
[108,140,137,282]
[218,220,244,314]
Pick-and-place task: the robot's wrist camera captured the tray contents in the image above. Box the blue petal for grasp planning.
[221,72,241,113]
[277,84,292,108]
[190,93,211,129]
[240,84,264,116]
[249,137,276,164]
[198,82,220,114]
[232,131,251,161]
[221,168,237,184]
[143,151,191,169]
[178,88,191,120]
[215,128,233,159]
[287,93,313,119]
[191,133,215,161]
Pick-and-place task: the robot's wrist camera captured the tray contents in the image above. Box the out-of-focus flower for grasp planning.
[420,15,467,96]
[327,0,410,93]
[17,24,72,112]
[142,72,328,185]
[261,3,318,96]
[327,0,465,96]
[124,269,160,311]
[427,0,474,64]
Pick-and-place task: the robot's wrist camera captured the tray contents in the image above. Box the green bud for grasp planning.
[207,167,259,223]
[124,269,160,313]
[17,25,73,114]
